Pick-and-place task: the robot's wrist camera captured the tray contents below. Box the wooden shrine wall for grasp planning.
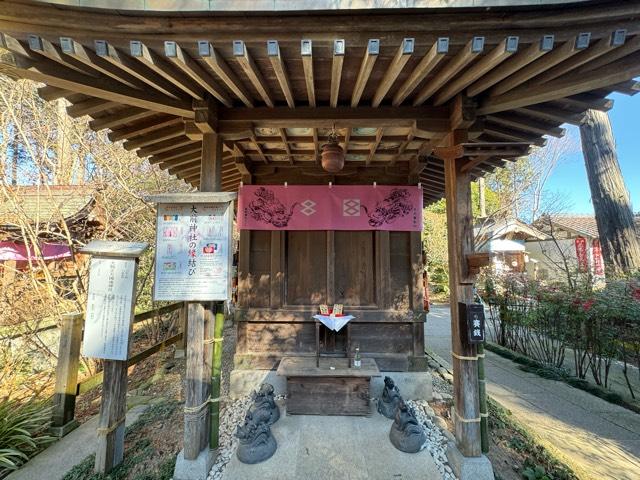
[235,183,426,371]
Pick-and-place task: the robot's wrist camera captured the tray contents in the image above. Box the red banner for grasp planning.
[575,237,588,273]
[238,185,423,231]
[592,239,605,276]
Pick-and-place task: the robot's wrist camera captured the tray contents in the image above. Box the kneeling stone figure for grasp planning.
[377,376,402,419]
[389,399,427,453]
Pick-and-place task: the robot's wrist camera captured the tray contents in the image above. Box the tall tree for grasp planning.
[580,109,640,277]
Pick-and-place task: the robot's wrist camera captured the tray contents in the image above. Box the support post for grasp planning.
[50,312,83,437]
[95,359,128,474]
[175,302,188,359]
[443,133,494,479]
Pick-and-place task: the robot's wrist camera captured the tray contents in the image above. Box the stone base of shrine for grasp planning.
[446,442,495,480]
[173,448,216,480]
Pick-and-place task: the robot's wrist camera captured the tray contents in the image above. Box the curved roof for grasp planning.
[0,0,638,203]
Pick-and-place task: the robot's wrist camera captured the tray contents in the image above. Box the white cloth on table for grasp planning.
[313,314,355,332]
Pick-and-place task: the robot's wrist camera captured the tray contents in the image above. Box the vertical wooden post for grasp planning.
[50,312,83,437]
[176,302,188,357]
[444,143,482,458]
[95,359,129,473]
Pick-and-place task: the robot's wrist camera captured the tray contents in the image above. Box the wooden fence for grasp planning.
[50,302,187,436]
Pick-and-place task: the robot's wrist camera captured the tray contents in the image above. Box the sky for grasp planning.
[545,92,640,214]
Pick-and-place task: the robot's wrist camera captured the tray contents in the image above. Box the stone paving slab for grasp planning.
[426,304,640,480]
[7,405,148,480]
[223,405,443,480]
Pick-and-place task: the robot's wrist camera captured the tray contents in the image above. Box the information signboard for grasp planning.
[82,256,136,360]
[153,202,232,301]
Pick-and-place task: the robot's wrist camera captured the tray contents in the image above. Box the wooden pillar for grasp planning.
[443,143,482,457]
[50,312,83,437]
[95,358,129,473]
[183,129,223,460]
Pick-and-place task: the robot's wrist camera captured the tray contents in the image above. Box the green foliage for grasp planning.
[0,398,53,476]
[522,465,550,480]
[61,400,180,480]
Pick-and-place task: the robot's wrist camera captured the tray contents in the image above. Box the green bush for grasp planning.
[0,398,53,477]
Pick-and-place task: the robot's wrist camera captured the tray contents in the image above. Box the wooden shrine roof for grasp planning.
[0,0,639,204]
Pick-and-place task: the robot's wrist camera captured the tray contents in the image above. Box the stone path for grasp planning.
[6,405,148,480]
[426,304,640,480]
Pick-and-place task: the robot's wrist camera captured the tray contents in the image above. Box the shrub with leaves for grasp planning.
[0,398,53,477]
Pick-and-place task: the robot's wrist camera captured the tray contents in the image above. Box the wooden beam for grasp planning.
[267,40,294,108]
[137,137,198,157]
[413,37,485,106]
[484,114,565,138]
[27,35,94,76]
[301,39,315,107]
[89,107,156,131]
[460,155,492,174]
[38,85,71,101]
[250,130,268,164]
[341,127,351,154]
[467,36,553,97]
[122,124,186,151]
[109,116,182,143]
[390,132,414,165]
[233,40,274,107]
[59,37,142,89]
[160,151,203,171]
[576,34,640,74]
[513,106,585,126]
[489,36,583,96]
[483,125,546,146]
[129,41,204,100]
[434,37,518,106]
[479,51,640,115]
[198,41,253,107]
[372,38,414,107]
[531,33,625,85]
[553,94,613,112]
[216,105,450,131]
[164,41,232,107]
[313,128,320,164]
[393,38,447,106]
[279,128,293,164]
[150,143,202,164]
[351,39,379,108]
[366,128,384,165]
[66,97,118,117]
[330,39,345,108]
[94,40,185,100]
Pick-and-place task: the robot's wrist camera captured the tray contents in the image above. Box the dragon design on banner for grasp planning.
[361,188,414,227]
[246,187,297,228]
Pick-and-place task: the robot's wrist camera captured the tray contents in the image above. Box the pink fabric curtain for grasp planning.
[0,241,72,261]
[237,185,423,231]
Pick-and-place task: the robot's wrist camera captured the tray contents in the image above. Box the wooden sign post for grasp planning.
[146,192,236,480]
[80,240,148,475]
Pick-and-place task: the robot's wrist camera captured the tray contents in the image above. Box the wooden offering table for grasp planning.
[277,356,380,416]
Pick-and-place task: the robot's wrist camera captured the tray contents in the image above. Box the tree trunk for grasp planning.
[579,109,640,277]
[54,99,74,185]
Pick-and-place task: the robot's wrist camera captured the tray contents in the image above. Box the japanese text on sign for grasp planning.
[153,202,232,301]
[82,257,135,361]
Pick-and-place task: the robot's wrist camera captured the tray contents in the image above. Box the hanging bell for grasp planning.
[321,131,345,173]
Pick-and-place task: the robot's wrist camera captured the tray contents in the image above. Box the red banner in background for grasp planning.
[237,185,423,231]
[592,239,605,276]
[575,237,588,273]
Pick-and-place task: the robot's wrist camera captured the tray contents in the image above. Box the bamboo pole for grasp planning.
[478,342,489,453]
[210,303,225,448]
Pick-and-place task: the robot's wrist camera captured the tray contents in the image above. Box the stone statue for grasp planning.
[249,383,280,425]
[377,376,402,419]
[235,419,277,464]
[389,399,427,453]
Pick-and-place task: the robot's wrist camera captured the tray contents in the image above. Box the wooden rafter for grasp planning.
[137,137,198,157]
[393,39,447,106]
[37,85,71,100]
[267,40,294,108]
[198,41,253,107]
[330,39,345,108]
[434,37,518,106]
[366,128,384,165]
[301,39,315,107]
[250,130,268,164]
[279,128,293,164]
[94,40,184,100]
[122,124,186,151]
[466,37,552,97]
[489,36,582,96]
[66,97,117,117]
[149,143,202,164]
[109,116,181,142]
[233,40,274,107]
[313,128,320,164]
[341,127,351,154]
[129,41,204,100]
[27,35,94,76]
[413,37,484,106]
[513,106,585,126]
[372,38,413,107]
[59,37,142,89]
[484,114,565,138]
[351,39,379,108]
[164,41,232,107]
[390,132,414,165]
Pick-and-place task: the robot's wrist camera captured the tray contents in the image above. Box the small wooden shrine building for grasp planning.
[1,0,639,467]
